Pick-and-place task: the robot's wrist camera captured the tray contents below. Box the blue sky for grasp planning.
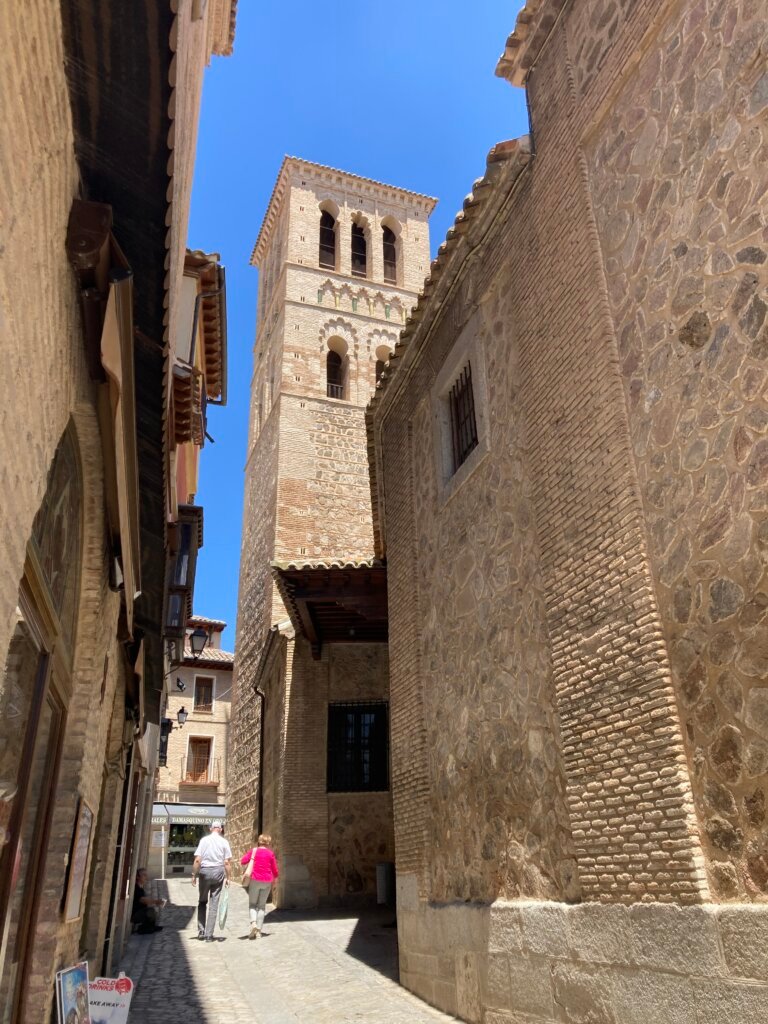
[188,1,528,650]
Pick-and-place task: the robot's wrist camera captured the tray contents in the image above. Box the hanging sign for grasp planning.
[88,974,134,1024]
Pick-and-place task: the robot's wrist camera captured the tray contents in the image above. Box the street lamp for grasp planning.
[188,627,208,659]
[177,706,189,728]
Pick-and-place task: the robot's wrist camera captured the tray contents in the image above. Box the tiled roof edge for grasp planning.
[495,0,568,86]
[366,136,533,556]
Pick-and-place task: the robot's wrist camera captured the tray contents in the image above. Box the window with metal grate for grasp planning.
[448,362,479,472]
[327,701,389,792]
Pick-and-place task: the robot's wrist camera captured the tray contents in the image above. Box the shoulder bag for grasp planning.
[241,847,257,888]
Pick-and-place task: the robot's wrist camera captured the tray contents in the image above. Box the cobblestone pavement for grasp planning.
[120,879,457,1024]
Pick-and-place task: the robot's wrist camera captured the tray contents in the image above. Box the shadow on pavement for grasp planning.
[265,905,400,982]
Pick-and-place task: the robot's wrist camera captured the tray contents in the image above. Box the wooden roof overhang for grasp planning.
[60,0,175,725]
[272,561,388,660]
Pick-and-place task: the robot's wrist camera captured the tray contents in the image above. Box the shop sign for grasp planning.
[88,974,134,1024]
[56,961,91,1024]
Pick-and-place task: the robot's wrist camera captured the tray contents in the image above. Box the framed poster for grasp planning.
[56,960,91,1024]
[64,799,94,922]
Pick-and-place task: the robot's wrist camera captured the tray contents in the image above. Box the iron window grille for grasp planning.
[449,362,479,472]
[319,211,336,269]
[327,701,389,792]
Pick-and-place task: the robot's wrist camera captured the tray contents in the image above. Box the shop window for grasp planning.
[327,701,389,792]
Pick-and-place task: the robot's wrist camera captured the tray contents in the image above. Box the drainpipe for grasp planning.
[255,687,265,835]
[101,740,132,975]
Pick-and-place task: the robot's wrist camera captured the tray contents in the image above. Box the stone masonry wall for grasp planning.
[1,4,133,1018]
[276,394,374,560]
[277,640,392,907]
[228,403,281,858]
[371,0,768,1019]
[230,162,433,893]
[585,0,768,899]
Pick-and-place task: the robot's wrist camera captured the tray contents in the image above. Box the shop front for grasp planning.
[148,804,226,879]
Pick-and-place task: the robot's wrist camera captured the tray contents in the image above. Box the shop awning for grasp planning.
[151,803,226,826]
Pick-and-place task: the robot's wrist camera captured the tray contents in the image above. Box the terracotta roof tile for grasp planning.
[495,0,568,86]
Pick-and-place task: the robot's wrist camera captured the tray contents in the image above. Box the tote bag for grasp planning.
[218,883,230,928]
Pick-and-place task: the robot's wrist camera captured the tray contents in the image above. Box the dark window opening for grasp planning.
[351,223,367,278]
[319,211,336,269]
[375,360,386,384]
[326,350,345,399]
[449,362,478,472]
[194,678,213,713]
[383,226,397,284]
[327,702,389,792]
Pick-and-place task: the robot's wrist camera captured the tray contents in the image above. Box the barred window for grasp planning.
[448,362,478,472]
[327,701,389,792]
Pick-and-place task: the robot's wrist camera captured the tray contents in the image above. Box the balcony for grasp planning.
[180,756,220,787]
[326,383,344,400]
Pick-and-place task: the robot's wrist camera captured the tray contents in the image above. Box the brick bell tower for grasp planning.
[229,158,435,905]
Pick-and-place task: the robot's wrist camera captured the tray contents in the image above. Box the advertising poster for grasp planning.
[56,961,91,1024]
[88,975,134,1024]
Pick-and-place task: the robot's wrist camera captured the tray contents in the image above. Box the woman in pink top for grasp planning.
[241,833,279,939]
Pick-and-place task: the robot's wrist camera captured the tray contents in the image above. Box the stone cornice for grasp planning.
[251,156,438,268]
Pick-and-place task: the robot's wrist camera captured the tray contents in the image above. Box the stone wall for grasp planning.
[274,640,393,908]
[276,394,374,560]
[370,0,768,1019]
[585,0,768,899]
[397,888,768,1023]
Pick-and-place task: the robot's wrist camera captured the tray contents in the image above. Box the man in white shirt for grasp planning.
[191,821,232,940]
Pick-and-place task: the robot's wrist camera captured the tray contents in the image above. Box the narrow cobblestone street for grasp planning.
[120,880,457,1023]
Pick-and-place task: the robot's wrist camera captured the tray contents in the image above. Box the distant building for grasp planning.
[149,617,233,878]
[228,158,436,906]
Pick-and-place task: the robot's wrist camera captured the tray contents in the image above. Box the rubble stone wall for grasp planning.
[585,0,768,899]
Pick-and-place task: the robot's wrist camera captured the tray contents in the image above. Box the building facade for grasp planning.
[0,2,234,1020]
[369,0,768,1020]
[229,158,435,906]
[150,617,234,878]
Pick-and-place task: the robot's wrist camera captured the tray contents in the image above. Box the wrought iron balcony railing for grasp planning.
[180,756,220,785]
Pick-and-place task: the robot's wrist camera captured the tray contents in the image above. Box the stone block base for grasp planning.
[396,873,768,1023]
[277,855,317,909]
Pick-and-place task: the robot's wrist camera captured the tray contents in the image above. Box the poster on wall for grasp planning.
[64,798,94,921]
[56,961,91,1024]
[88,975,134,1024]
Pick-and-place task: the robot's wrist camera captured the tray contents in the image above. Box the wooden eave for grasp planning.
[272,562,388,659]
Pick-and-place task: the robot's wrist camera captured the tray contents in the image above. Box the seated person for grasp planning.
[131,868,164,934]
